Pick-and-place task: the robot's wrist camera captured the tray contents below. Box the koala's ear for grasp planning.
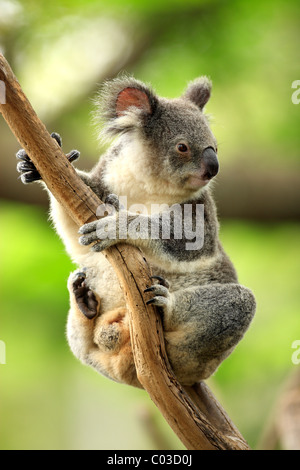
[95,76,158,139]
[116,87,153,117]
[97,76,157,121]
[183,76,212,110]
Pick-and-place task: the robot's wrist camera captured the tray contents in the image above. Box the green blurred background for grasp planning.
[0,0,299,450]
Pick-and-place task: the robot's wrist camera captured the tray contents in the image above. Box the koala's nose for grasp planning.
[201,147,219,180]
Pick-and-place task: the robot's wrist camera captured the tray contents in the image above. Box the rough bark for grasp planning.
[0,52,250,450]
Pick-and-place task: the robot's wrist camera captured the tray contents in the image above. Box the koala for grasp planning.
[17,75,256,388]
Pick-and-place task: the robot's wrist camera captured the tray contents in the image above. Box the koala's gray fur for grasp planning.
[17,75,256,388]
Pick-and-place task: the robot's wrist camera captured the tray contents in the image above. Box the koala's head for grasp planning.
[97,76,218,200]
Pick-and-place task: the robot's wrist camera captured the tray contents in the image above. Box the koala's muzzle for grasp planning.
[201,147,219,180]
[186,147,219,189]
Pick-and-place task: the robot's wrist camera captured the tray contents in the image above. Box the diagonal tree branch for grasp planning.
[0,52,250,450]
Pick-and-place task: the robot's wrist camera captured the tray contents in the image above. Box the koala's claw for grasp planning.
[66,149,80,163]
[150,275,170,288]
[72,271,99,319]
[16,149,31,162]
[51,132,80,163]
[144,276,170,307]
[50,132,62,147]
[72,271,87,290]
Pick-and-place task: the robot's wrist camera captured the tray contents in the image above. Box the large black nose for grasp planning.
[202,147,219,180]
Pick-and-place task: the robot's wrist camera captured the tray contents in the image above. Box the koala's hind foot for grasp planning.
[72,271,99,319]
[67,270,140,387]
[16,132,80,184]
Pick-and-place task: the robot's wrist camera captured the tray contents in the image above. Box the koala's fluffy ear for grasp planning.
[97,76,157,120]
[95,76,158,139]
[116,87,154,117]
[182,76,212,110]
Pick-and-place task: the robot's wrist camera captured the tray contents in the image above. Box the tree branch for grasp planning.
[0,52,250,450]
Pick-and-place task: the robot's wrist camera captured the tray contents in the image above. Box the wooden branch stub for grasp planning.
[0,52,250,450]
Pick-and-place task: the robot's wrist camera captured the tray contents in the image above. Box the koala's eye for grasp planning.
[177,143,189,153]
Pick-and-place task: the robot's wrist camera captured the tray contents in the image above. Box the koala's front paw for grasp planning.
[72,271,99,319]
[78,194,121,252]
[144,276,170,308]
[16,149,41,184]
[16,132,80,184]
[78,217,119,252]
[104,193,120,211]
[51,132,81,163]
